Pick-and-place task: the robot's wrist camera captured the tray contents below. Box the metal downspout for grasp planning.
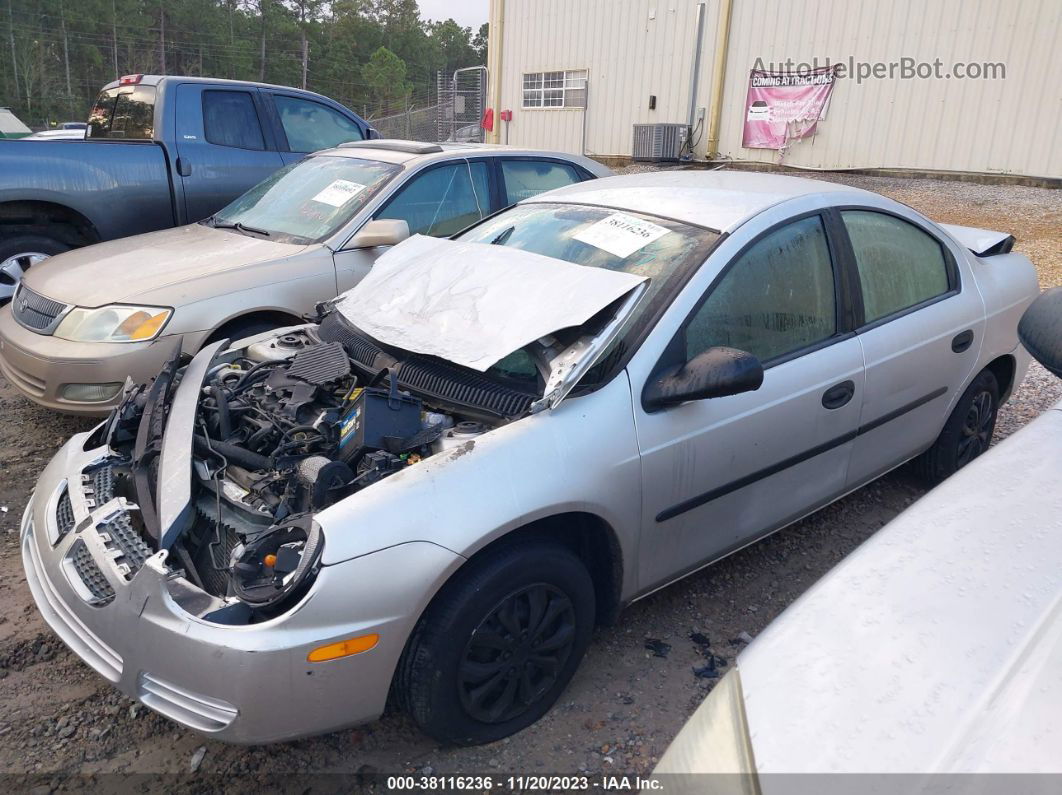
[487,0,505,145]
[705,0,734,158]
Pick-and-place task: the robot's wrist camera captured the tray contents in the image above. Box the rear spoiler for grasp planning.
[939,223,1015,257]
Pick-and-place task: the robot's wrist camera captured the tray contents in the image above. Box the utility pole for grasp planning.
[111,0,119,77]
[301,32,308,89]
[59,0,71,97]
[7,0,18,99]
[158,2,166,75]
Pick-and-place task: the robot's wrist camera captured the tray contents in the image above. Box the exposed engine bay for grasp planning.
[99,319,532,623]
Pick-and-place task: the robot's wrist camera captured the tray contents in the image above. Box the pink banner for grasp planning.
[742,67,837,150]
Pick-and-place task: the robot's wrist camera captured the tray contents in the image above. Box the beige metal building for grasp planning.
[486,0,1062,179]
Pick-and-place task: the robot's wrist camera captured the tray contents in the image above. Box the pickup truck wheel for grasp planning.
[914,369,999,486]
[398,540,595,745]
[0,235,70,305]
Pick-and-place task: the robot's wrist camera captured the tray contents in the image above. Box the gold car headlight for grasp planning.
[54,304,172,343]
[653,668,760,794]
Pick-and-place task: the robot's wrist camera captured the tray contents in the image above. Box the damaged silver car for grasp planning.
[21,172,1039,745]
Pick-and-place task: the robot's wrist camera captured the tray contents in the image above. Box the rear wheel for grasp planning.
[397,540,595,745]
[0,235,69,305]
[914,369,999,485]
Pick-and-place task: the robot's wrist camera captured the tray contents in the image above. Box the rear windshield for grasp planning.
[88,85,156,139]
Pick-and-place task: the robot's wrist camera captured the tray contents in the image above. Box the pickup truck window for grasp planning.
[202,90,265,150]
[275,95,364,153]
[211,155,398,244]
[88,85,156,139]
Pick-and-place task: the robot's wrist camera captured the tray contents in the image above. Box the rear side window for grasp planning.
[202,90,265,150]
[500,160,581,204]
[376,161,491,237]
[842,210,951,324]
[685,215,837,363]
[275,95,364,153]
[88,85,156,139]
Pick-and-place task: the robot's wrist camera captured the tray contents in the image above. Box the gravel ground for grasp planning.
[0,169,1058,783]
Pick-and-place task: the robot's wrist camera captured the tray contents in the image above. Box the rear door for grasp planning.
[497,157,588,207]
[265,92,368,164]
[174,83,283,223]
[839,208,986,487]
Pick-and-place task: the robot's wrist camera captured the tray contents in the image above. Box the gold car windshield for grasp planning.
[211,155,400,244]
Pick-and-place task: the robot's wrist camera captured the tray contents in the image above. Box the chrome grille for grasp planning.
[70,540,115,605]
[12,284,68,332]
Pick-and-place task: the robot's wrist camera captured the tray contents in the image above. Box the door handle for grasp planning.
[951,329,974,353]
[176,156,192,177]
[822,380,856,410]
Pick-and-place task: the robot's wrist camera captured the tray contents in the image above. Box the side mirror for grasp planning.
[1018,287,1062,378]
[643,346,764,411]
[345,219,409,250]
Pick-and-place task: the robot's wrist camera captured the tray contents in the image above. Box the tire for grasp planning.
[397,540,596,745]
[914,369,1000,486]
[0,234,70,306]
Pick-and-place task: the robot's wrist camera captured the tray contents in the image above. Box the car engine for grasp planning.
[104,325,499,620]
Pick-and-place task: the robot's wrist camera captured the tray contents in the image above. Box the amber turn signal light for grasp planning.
[307,634,380,663]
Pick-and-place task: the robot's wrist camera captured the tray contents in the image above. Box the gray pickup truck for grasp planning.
[0,74,376,303]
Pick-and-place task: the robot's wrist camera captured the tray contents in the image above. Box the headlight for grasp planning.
[653,668,760,793]
[54,304,172,342]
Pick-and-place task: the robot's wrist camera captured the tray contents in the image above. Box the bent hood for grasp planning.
[334,235,647,372]
[25,224,308,307]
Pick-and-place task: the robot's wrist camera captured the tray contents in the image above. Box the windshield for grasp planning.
[210,155,399,244]
[453,202,719,387]
[457,202,718,325]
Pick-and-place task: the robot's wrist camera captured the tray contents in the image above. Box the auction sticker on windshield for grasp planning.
[312,179,367,207]
[573,212,670,258]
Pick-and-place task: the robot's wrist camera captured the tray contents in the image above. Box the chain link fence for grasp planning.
[366,66,487,144]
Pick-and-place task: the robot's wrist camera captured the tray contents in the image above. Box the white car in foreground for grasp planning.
[22,172,1039,745]
[656,288,1062,784]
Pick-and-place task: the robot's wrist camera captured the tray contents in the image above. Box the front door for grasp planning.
[174,83,283,223]
[633,214,865,591]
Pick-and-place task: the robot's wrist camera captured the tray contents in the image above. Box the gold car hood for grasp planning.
[24,223,306,307]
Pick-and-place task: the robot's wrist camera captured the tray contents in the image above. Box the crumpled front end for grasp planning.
[21,430,461,742]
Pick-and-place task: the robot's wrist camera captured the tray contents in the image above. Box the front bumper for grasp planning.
[21,430,462,743]
[0,306,180,415]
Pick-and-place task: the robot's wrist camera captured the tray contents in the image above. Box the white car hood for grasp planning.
[334,235,647,372]
[737,404,1062,777]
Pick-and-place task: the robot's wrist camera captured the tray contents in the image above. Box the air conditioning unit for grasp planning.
[632,123,688,162]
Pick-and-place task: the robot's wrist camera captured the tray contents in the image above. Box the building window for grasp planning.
[523,70,587,108]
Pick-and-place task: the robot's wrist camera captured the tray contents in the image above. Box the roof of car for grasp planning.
[318,140,611,174]
[524,169,876,232]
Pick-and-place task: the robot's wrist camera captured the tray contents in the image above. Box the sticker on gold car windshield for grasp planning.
[311,179,367,207]
[572,212,670,258]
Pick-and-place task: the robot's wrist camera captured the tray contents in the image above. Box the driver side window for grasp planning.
[685,215,837,364]
[376,161,491,237]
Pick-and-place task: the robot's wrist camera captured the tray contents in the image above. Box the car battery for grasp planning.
[336,385,422,465]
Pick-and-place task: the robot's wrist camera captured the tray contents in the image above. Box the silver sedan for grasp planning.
[22,171,1040,745]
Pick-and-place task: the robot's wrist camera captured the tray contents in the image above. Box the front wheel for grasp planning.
[914,369,999,485]
[397,540,595,745]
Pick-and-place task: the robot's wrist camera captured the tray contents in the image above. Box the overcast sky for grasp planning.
[418,0,488,30]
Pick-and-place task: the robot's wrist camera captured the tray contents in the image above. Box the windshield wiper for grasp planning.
[210,217,272,237]
[489,225,515,245]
